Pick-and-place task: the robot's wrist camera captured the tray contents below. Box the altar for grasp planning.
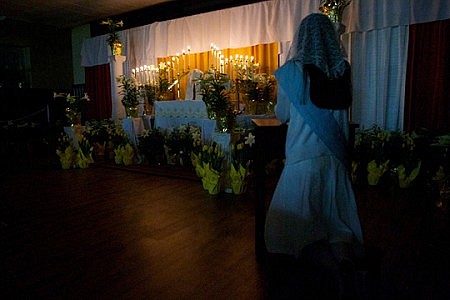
[153,100,216,142]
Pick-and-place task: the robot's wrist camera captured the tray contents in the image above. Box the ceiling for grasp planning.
[1,0,176,28]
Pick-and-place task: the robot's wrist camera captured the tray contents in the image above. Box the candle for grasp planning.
[210,43,214,69]
[187,46,191,69]
[182,49,186,72]
[176,53,180,76]
[229,57,233,80]
[225,58,229,75]
[171,57,176,82]
[217,51,222,72]
[139,66,144,85]
[143,65,147,84]
[167,60,172,83]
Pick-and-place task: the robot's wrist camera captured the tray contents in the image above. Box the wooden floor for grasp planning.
[1,152,450,299]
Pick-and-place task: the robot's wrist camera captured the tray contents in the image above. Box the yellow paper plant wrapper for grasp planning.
[397,161,421,188]
[122,143,135,165]
[367,159,390,185]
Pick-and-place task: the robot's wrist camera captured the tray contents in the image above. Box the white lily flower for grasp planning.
[244,132,256,147]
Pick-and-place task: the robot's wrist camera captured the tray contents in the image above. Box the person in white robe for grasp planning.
[264,13,363,264]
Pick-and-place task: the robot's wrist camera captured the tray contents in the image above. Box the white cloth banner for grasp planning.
[80,0,450,131]
[343,26,409,130]
[345,0,450,33]
[81,0,318,68]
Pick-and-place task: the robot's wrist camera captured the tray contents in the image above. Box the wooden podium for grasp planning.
[251,118,287,260]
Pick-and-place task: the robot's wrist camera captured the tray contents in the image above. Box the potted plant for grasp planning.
[194,141,226,195]
[229,129,255,194]
[352,125,421,187]
[100,18,124,55]
[54,92,89,126]
[198,69,234,132]
[163,124,201,167]
[117,75,139,118]
[138,128,166,165]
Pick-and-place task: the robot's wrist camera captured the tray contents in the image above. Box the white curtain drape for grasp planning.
[344,0,450,32]
[80,0,450,130]
[343,26,409,130]
[81,0,318,68]
[341,1,450,131]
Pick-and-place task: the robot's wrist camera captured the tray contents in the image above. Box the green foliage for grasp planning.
[100,18,124,46]
[138,128,165,165]
[117,75,139,108]
[230,128,255,169]
[198,70,235,132]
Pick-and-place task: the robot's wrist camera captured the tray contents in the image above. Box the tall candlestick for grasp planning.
[210,43,214,69]
[187,46,191,69]
[140,66,144,85]
[176,53,180,76]
[182,50,186,73]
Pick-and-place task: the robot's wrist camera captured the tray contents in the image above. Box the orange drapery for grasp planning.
[157,43,279,101]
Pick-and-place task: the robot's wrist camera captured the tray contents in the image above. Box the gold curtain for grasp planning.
[157,42,279,100]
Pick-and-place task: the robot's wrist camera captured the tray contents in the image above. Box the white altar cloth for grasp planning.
[122,118,145,145]
[64,126,84,149]
[153,100,216,142]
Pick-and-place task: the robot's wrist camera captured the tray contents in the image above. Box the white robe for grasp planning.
[264,64,363,258]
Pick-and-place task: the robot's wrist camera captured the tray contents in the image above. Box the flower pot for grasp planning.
[112,41,123,55]
[397,161,421,189]
[205,168,222,195]
[125,106,138,118]
[114,149,123,165]
[76,151,90,169]
[66,110,82,126]
[230,164,248,195]
[367,160,390,186]
[208,180,221,195]
[231,180,247,195]
[60,158,73,170]
[122,155,134,166]
[93,142,106,161]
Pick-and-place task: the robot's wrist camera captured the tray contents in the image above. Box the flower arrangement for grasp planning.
[198,69,234,132]
[84,119,112,146]
[138,128,166,165]
[132,62,176,102]
[237,73,276,114]
[56,131,77,169]
[83,119,133,162]
[229,129,256,194]
[319,0,351,23]
[164,124,201,166]
[114,143,135,166]
[232,57,276,114]
[100,18,124,55]
[76,134,94,168]
[107,121,133,164]
[353,125,421,187]
[108,121,129,149]
[156,62,173,96]
[54,92,89,126]
[117,75,139,117]
[55,129,93,169]
[231,129,255,169]
[193,141,226,194]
